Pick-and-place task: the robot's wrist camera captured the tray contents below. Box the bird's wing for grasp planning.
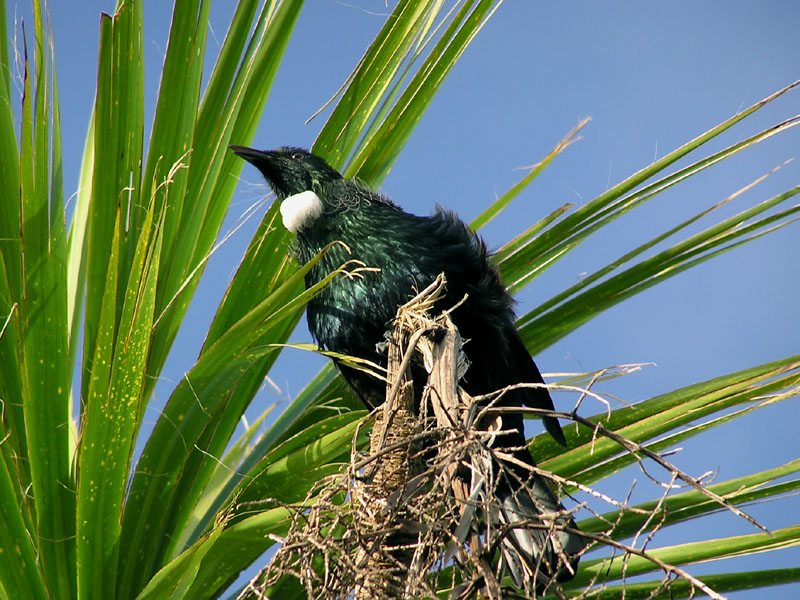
[507,330,567,447]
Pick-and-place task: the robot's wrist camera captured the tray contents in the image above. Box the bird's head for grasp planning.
[230,145,345,234]
[230,145,342,200]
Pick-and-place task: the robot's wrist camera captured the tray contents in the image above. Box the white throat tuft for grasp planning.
[280,190,323,233]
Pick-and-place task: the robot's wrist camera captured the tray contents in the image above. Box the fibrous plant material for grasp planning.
[351,303,423,599]
[239,275,585,599]
[238,274,755,600]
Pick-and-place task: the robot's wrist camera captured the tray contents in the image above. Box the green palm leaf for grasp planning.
[0,1,797,599]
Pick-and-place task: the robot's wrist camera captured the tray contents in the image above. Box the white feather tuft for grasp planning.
[280,190,323,233]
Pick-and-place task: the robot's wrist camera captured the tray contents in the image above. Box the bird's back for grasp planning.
[298,190,557,433]
[300,200,500,355]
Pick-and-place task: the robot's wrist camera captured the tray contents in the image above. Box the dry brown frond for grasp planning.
[237,273,732,600]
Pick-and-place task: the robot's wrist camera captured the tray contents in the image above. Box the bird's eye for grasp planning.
[291,152,303,160]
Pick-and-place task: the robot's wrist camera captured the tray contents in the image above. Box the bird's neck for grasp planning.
[293,181,395,265]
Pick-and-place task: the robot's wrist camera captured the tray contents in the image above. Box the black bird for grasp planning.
[231,145,584,588]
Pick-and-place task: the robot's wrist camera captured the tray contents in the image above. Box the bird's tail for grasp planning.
[491,471,585,592]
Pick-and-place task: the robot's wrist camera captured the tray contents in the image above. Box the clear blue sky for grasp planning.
[8,2,799,597]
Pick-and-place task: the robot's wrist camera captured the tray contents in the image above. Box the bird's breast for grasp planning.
[303,239,427,359]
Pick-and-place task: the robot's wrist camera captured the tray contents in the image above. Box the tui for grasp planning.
[231,145,584,588]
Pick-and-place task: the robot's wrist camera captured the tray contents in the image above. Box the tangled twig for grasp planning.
[237,274,733,600]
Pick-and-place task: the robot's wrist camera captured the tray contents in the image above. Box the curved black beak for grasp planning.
[230,144,287,195]
[230,145,284,179]
[229,145,271,164]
